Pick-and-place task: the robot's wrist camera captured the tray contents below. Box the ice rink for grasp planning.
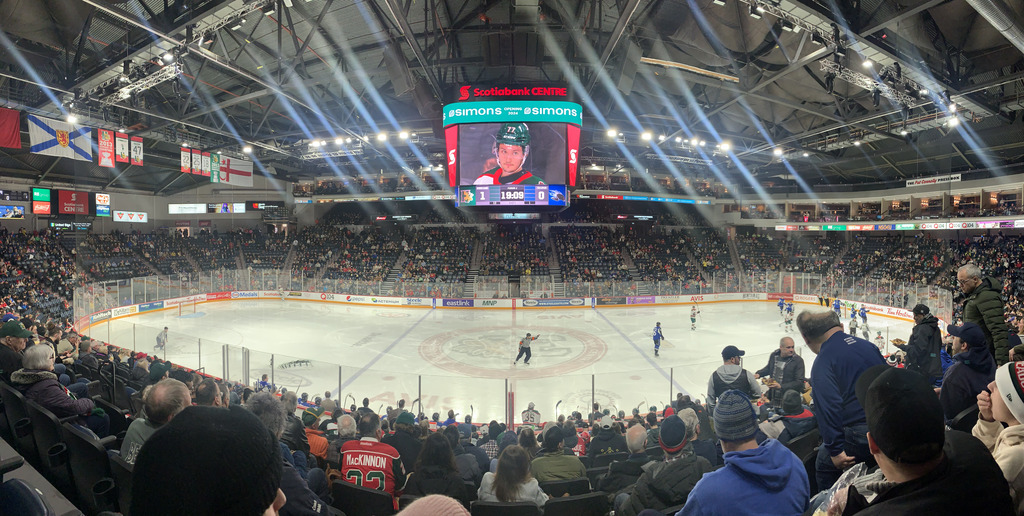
[100,300,916,424]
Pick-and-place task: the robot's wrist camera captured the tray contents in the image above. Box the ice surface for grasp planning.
[102,300,915,424]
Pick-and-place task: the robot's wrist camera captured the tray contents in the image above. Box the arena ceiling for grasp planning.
[1,0,1023,195]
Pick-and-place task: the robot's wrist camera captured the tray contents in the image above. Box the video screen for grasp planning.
[0,205,25,219]
[457,122,567,186]
[206,203,247,214]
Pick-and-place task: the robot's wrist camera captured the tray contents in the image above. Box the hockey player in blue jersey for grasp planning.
[859,306,868,324]
[832,298,842,316]
[653,322,665,357]
[778,297,785,315]
[785,302,794,315]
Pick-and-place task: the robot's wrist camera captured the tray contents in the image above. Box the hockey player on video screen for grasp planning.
[473,123,545,186]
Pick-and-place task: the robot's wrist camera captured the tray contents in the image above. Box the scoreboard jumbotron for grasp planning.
[458,184,567,207]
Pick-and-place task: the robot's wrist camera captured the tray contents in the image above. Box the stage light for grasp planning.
[781,20,795,32]
[712,0,725,5]
[161,51,174,64]
[900,129,908,136]
[345,138,352,143]
[640,131,653,141]
[853,140,862,146]
[658,134,666,141]
[749,4,761,19]
[335,138,344,145]
[698,140,706,147]
[862,59,872,68]
[773,147,783,156]
[947,117,960,127]
[376,132,387,142]
[801,151,809,157]
[690,137,699,147]
[66,114,78,124]
[606,129,617,138]
[675,136,683,143]
[719,141,731,151]
[399,131,409,140]
[242,145,253,153]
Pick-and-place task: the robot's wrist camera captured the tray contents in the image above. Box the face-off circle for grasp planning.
[419,325,608,379]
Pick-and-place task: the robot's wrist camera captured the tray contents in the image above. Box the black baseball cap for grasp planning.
[947,322,986,348]
[912,304,930,316]
[722,345,745,360]
[855,364,944,464]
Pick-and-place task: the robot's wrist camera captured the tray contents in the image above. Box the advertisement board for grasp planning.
[442,299,474,308]
[520,298,586,307]
[91,310,111,323]
[114,210,148,223]
[56,190,89,215]
[596,296,627,306]
[626,296,656,305]
[138,301,164,312]
[404,298,432,306]
[370,297,402,305]
[206,292,231,301]
[111,305,138,317]
[768,293,794,302]
[794,294,818,303]
[168,203,206,214]
[230,291,259,299]
[475,299,514,308]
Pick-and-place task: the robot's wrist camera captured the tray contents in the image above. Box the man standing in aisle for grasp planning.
[653,322,665,357]
[707,346,760,406]
[514,332,539,366]
[958,263,1009,365]
[895,304,943,385]
[754,337,805,410]
[796,310,885,490]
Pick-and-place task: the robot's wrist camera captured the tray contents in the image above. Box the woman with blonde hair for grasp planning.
[477,445,548,507]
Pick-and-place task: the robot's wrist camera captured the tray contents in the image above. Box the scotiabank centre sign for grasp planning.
[457,85,568,101]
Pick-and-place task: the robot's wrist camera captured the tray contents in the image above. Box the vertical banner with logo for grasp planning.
[191,149,202,175]
[97,129,115,168]
[201,152,211,177]
[130,136,143,165]
[115,132,129,163]
[180,147,191,174]
[567,124,580,187]
[209,153,221,183]
[445,125,458,186]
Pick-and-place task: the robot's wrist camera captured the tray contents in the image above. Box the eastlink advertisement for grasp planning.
[520,298,586,307]
[91,310,111,323]
[626,296,655,305]
[442,299,474,308]
[138,301,164,312]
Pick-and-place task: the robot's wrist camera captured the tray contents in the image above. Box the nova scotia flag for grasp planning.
[28,114,92,162]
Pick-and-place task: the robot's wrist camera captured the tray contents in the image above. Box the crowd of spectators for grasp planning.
[871,235,951,284]
[477,226,549,277]
[75,233,155,281]
[395,228,475,284]
[239,229,290,270]
[787,234,844,275]
[683,227,733,272]
[733,232,787,271]
[320,226,403,282]
[829,235,902,278]
[622,227,703,285]
[552,226,631,284]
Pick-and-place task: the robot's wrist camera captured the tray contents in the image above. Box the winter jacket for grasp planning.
[707,364,760,403]
[963,276,1010,365]
[810,331,886,456]
[463,442,491,475]
[530,449,587,483]
[618,449,713,516]
[11,369,93,418]
[754,351,806,406]
[939,346,995,424]
[973,419,1024,514]
[403,465,468,503]
[596,453,652,496]
[453,444,483,485]
[282,413,310,455]
[838,430,1013,515]
[305,427,329,461]
[382,429,422,473]
[279,460,329,516]
[898,314,943,379]
[587,428,628,457]
[477,472,548,507]
[677,439,807,516]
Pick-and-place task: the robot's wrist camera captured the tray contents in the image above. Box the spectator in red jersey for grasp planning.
[341,413,406,500]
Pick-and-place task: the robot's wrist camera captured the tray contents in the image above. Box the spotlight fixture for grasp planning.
[749,4,762,19]
[862,59,872,68]
[781,20,795,32]
[698,140,706,147]
[182,142,190,148]
[811,33,825,45]
[772,147,783,156]
[675,137,683,143]
[719,141,731,151]
[398,131,409,140]
[606,129,617,138]
[802,151,809,157]
[947,117,960,127]
[66,114,78,124]
[376,132,387,142]
[853,140,862,146]
[640,131,653,141]
[690,137,699,147]
[712,0,725,5]
[161,51,175,64]
[900,129,908,136]
[345,137,352,143]
[118,125,126,133]
[242,145,253,153]
[658,134,666,141]
[335,138,344,145]
[948,102,957,113]
[919,88,929,95]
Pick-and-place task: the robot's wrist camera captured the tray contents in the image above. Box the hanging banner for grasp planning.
[201,152,211,177]
[180,147,191,173]
[130,136,143,165]
[218,156,254,187]
[115,132,129,163]
[191,149,202,175]
[0,107,21,149]
[27,114,92,161]
[97,129,115,167]
[209,153,221,183]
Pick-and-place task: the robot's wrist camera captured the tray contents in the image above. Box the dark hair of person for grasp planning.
[493,445,531,502]
[414,432,457,473]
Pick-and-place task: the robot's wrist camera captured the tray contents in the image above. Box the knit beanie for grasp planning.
[782,390,803,416]
[397,494,470,516]
[131,405,283,516]
[713,390,758,442]
[995,361,1024,424]
[658,414,688,454]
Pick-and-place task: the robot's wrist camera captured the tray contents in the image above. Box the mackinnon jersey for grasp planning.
[341,438,406,498]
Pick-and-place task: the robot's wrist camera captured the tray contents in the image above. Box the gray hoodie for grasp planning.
[707,363,760,402]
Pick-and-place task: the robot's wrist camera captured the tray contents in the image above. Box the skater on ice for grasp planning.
[155,327,168,350]
[514,332,539,365]
[778,297,785,315]
[690,305,701,331]
[653,322,665,357]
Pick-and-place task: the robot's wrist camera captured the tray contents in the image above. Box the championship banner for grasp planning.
[0,107,20,149]
[27,114,92,161]
[130,136,143,165]
[191,149,202,175]
[115,132,129,163]
[201,152,211,177]
[209,153,221,183]
[180,147,191,173]
[97,129,115,167]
